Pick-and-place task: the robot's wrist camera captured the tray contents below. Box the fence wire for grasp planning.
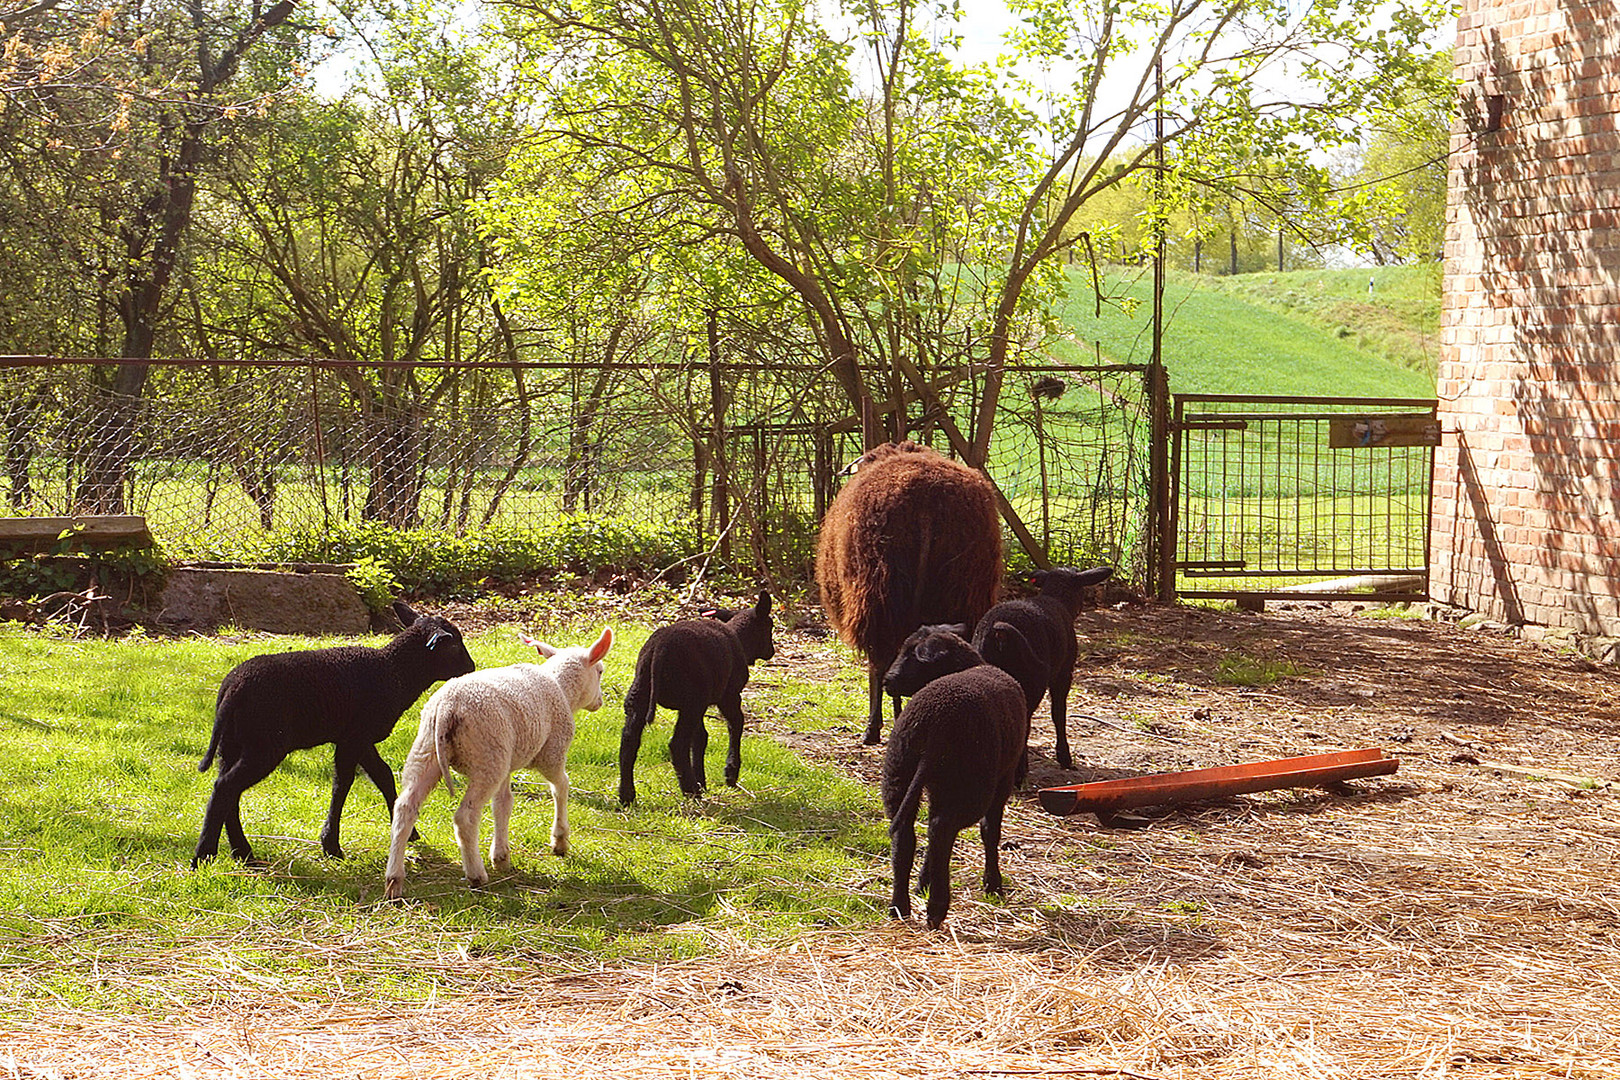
[0,359,1151,582]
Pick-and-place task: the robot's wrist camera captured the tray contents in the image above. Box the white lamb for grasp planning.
[383,626,614,900]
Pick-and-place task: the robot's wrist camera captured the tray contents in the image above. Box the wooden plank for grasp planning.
[0,516,154,552]
[1477,761,1615,791]
[1038,748,1399,816]
[1326,414,1441,448]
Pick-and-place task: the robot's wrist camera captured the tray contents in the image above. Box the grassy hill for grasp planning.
[1048,265,1440,397]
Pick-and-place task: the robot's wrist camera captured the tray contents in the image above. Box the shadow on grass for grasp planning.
[225,777,884,934]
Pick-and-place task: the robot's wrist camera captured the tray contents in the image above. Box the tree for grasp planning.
[495,0,1451,469]
[497,0,1038,446]
[0,0,305,512]
[201,1,520,528]
[1341,48,1454,264]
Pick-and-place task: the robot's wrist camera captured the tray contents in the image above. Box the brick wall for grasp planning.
[1433,0,1620,635]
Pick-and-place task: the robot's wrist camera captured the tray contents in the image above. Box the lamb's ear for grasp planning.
[519,631,558,658]
[755,591,771,615]
[913,635,947,665]
[392,601,420,627]
[588,626,614,663]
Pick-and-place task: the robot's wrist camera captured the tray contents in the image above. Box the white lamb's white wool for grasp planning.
[383,627,613,900]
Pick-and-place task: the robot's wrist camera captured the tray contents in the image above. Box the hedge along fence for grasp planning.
[0,357,1152,589]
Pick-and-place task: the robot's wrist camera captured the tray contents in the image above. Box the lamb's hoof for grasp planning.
[724,773,740,787]
[551,838,569,857]
[862,731,882,746]
[467,871,489,889]
[888,902,910,920]
[322,842,346,860]
[926,917,946,931]
[383,877,405,901]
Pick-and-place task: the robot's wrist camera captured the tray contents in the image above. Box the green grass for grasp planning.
[1050,266,1439,397]
[1198,265,1442,380]
[1214,653,1310,687]
[0,617,886,1012]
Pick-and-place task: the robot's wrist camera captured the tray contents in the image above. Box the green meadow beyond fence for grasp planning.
[1170,395,1439,602]
[0,357,1152,582]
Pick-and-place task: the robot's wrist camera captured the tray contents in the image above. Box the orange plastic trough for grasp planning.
[1037,747,1399,817]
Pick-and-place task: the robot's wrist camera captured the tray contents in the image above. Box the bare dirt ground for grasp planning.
[6,601,1620,1079]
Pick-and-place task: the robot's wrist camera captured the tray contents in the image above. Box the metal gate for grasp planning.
[1169,394,1440,603]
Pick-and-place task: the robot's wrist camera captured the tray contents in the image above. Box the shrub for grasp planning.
[207,516,704,599]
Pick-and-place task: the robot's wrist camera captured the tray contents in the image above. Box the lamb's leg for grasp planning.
[357,742,418,842]
[1050,673,1074,770]
[689,713,711,793]
[536,758,571,856]
[980,798,1008,896]
[195,754,278,867]
[383,750,441,901]
[618,707,650,806]
[922,817,960,930]
[321,743,362,859]
[489,778,513,869]
[193,772,233,867]
[719,695,745,787]
[888,814,917,920]
[453,773,504,888]
[669,708,704,797]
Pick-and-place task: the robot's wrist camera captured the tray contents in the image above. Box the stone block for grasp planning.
[157,568,371,636]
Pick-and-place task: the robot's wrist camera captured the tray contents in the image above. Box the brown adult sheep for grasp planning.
[815,441,1003,744]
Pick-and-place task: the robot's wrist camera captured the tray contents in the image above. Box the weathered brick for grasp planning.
[1433,0,1620,637]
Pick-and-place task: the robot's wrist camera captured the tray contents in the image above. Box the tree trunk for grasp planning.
[362,406,424,529]
[706,310,731,559]
[74,1,296,513]
[563,323,621,514]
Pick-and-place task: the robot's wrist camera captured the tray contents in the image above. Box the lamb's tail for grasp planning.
[883,736,928,826]
[427,698,458,798]
[198,684,227,772]
[888,758,928,833]
[198,728,221,772]
[623,661,656,734]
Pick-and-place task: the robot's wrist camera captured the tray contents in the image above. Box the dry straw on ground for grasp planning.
[4,603,1620,1078]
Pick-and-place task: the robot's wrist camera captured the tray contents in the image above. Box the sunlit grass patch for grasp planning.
[0,619,889,1011]
[1214,652,1310,687]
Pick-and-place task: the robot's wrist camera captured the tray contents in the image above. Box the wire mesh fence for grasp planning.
[0,357,1153,584]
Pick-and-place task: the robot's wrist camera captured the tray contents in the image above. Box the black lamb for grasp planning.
[618,591,775,804]
[192,601,476,867]
[972,565,1113,771]
[880,622,1033,930]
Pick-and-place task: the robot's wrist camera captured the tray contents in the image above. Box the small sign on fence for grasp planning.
[1327,414,1442,449]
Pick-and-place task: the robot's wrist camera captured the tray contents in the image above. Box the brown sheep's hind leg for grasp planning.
[863,666,886,744]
